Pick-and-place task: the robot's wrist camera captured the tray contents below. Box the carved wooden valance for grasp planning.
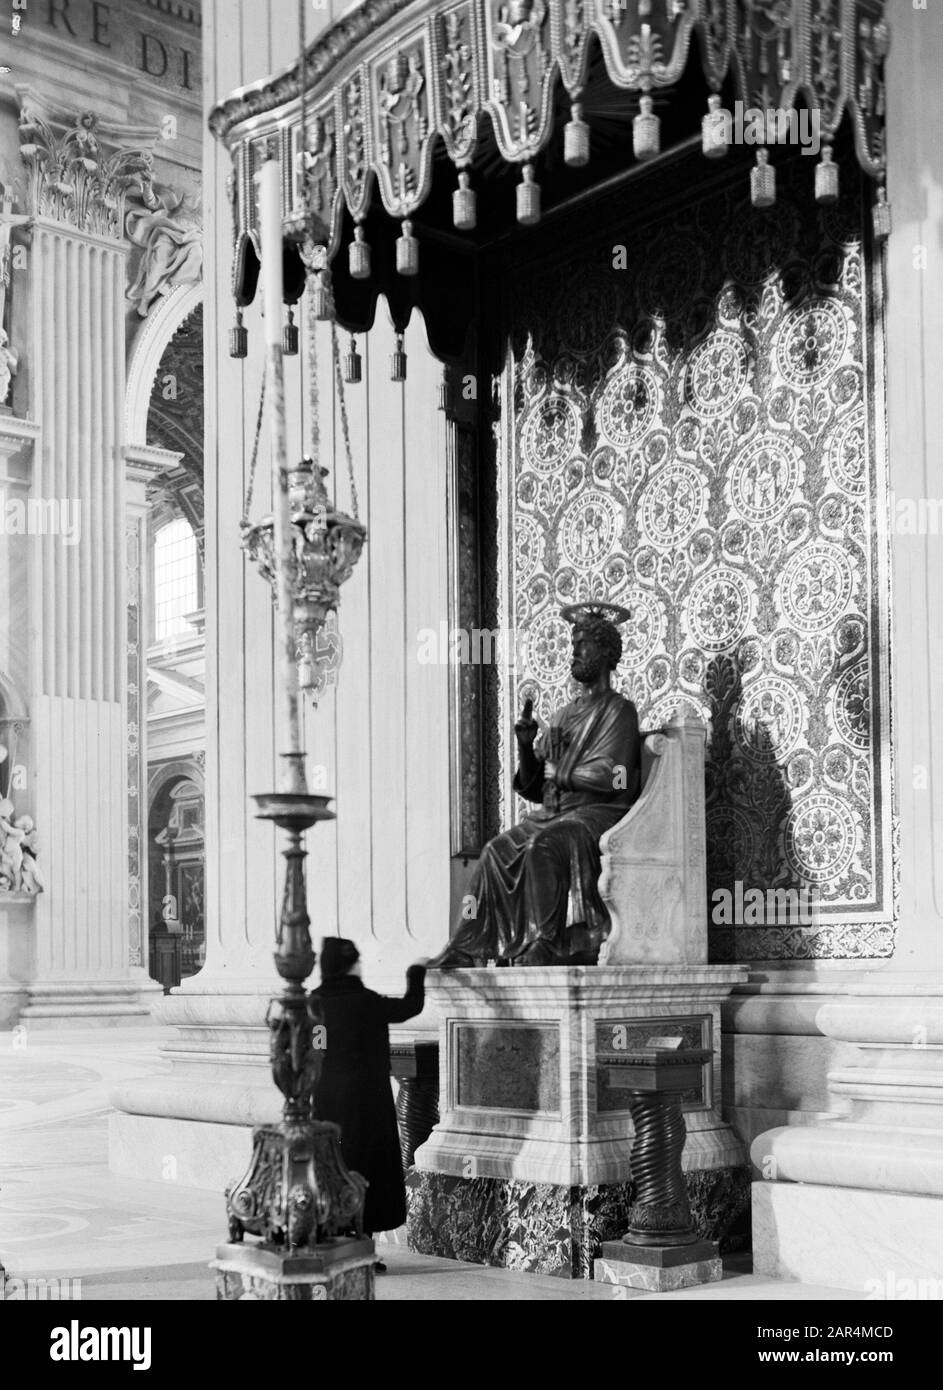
[210,0,889,357]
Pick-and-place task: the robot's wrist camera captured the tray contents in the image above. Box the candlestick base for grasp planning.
[214,1236,376,1301]
[223,1118,369,1251]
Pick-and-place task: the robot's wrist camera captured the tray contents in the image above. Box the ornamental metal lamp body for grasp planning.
[212,157,374,1302]
[242,458,366,700]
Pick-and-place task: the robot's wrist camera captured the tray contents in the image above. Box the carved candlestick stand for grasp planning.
[212,160,374,1301]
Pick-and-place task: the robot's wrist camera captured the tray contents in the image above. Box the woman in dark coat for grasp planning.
[309,938,426,1245]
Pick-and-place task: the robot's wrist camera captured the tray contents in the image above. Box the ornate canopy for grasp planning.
[210,0,889,358]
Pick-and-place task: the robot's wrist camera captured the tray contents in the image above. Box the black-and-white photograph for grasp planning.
[0,0,937,1349]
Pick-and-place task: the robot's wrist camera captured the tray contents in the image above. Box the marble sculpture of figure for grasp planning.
[0,798,43,894]
[430,604,641,967]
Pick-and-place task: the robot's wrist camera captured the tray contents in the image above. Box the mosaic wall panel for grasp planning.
[493,154,894,961]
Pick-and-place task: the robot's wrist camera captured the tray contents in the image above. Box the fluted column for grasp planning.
[18,214,158,1020]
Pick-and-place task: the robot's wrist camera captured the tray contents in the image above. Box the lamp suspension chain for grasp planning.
[241,369,267,529]
[332,321,360,523]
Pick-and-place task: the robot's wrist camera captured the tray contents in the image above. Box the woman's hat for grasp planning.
[319,936,360,980]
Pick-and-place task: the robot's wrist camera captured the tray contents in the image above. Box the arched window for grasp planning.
[153,517,199,642]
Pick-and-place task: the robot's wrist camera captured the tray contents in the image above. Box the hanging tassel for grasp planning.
[516,163,540,226]
[312,267,334,320]
[564,101,590,167]
[872,184,891,240]
[229,307,248,359]
[751,149,776,209]
[815,145,839,204]
[633,94,660,161]
[349,223,371,280]
[453,169,477,231]
[282,304,299,355]
[396,218,419,276]
[343,334,362,385]
[702,93,729,159]
[391,332,407,382]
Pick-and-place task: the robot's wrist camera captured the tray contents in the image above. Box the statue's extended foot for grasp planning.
[427,945,477,970]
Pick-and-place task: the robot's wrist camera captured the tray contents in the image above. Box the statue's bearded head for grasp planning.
[570,616,622,683]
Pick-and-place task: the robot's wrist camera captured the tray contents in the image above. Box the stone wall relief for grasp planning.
[125,172,203,319]
[0,180,29,408]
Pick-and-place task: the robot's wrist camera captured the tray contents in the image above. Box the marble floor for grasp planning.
[0,1025,863,1302]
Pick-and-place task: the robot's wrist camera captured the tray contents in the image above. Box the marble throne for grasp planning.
[599,713,708,966]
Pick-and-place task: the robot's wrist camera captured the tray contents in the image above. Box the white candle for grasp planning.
[257,158,304,791]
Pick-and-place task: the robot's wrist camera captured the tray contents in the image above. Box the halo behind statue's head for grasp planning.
[560,602,631,673]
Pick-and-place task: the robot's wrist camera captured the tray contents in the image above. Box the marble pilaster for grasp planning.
[15,199,158,1022]
[750,3,943,1289]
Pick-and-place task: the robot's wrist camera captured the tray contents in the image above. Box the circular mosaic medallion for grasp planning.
[687,567,752,652]
[526,608,573,683]
[520,394,581,474]
[618,588,663,670]
[599,364,658,448]
[640,463,705,549]
[735,677,803,763]
[776,300,849,388]
[559,490,620,570]
[684,331,750,420]
[780,542,854,633]
[514,514,543,586]
[834,658,871,750]
[731,433,801,522]
[785,792,856,884]
[705,805,756,880]
[826,407,866,497]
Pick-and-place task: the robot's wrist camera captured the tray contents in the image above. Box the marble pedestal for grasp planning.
[595,1239,723,1292]
[212,1239,376,1301]
[408,966,748,1277]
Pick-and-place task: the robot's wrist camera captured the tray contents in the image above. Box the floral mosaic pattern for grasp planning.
[496,153,893,960]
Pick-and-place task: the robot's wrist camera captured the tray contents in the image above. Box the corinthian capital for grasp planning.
[16,91,155,241]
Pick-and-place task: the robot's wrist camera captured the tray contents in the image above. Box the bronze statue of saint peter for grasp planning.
[431,604,641,968]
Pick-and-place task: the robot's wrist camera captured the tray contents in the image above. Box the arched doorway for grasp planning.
[148,768,205,985]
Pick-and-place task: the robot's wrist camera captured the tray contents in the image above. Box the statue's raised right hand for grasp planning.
[514,697,538,748]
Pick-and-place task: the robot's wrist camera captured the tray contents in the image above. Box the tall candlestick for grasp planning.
[257,158,305,794]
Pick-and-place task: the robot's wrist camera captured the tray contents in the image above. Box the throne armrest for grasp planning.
[597,714,707,966]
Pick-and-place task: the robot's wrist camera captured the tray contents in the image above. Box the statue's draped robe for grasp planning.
[452,689,641,962]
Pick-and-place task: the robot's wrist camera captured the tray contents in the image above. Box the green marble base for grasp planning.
[406,1165,749,1279]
